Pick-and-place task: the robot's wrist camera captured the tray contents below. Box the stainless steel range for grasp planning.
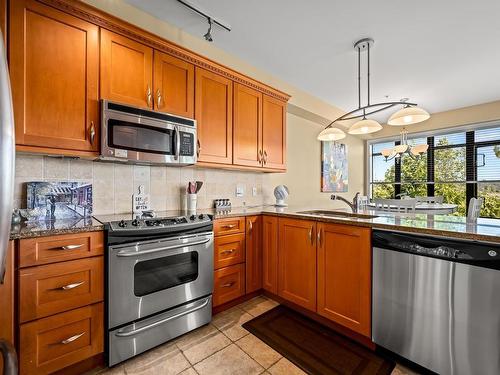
[100,213,214,366]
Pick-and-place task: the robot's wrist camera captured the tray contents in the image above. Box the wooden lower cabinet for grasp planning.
[214,233,245,269]
[19,302,103,375]
[262,216,278,294]
[213,264,245,307]
[19,256,104,323]
[277,218,317,311]
[0,241,15,374]
[317,223,371,337]
[245,216,262,293]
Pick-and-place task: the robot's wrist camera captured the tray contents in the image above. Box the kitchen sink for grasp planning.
[297,210,379,219]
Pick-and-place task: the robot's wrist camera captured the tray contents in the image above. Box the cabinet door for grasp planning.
[246,215,262,293]
[10,0,99,152]
[0,241,14,374]
[195,67,233,164]
[233,83,262,167]
[317,223,371,337]
[262,95,286,170]
[278,218,316,311]
[153,51,194,117]
[100,29,153,109]
[262,216,278,294]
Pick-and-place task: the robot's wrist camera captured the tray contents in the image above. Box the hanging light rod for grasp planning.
[317,37,430,140]
[176,0,232,32]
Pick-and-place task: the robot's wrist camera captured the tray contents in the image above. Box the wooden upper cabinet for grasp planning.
[233,84,263,167]
[153,51,194,117]
[195,67,233,164]
[262,95,287,170]
[317,223,371,337]
[100,29,153,109]
[245,215,263,293]
[278,218,317,311]
[262,215,278,294]
[9,0,99,152]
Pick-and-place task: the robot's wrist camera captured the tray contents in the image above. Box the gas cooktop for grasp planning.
[97,212,212,235]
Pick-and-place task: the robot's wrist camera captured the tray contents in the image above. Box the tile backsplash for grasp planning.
[14,154,265,215]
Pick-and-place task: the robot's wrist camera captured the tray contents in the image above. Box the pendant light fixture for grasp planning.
[380,128,429,161]
[317,38,430,140]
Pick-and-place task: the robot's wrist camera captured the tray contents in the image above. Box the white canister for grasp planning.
[187,193,197,211]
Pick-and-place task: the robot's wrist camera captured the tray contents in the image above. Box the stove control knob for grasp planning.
[132,219,139,226]
[190,215,196,221]
[118,220,126,228]
[198,214,204,220]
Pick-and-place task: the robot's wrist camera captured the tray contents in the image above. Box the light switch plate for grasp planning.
[236,185,245,197]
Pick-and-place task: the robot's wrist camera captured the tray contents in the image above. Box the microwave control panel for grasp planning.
[180,132,194,156]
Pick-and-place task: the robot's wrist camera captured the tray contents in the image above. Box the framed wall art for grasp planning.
[321,142,348,192]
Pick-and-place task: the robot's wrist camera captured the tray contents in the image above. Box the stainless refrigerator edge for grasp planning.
[0,30,14,285]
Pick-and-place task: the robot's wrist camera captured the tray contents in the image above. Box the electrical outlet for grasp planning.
[236,185,245,197]
[252,187,257,196]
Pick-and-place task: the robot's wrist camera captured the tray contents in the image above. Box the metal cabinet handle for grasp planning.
[263,150,268,165]
[317,228,322,247]
[220,249,235,255]
[156,89,162,108]
[258,150,263,164]
[146,85,152,107]
[89,121,95,145]
[221,281,235,288]
[197,139,201,158]
[117,237,210,257]
[223,224,236,229]
[54,244,83,251]
[58,281,85,290]
[308,226,314,245]
[59,332,85,345]
[115,298,210,337]
[248,220,253,234]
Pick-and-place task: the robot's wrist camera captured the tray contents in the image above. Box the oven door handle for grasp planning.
[116,237,211,257]
[114,297,210,337]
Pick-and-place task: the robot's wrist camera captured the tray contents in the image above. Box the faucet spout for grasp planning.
[331,192,360,212]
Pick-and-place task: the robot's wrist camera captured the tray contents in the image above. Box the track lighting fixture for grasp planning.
[204,18,213,42]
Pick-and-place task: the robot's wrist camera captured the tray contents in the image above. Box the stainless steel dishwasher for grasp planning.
[372,230,500,375]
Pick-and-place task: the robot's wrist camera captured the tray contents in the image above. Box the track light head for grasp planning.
[204,18,213,42]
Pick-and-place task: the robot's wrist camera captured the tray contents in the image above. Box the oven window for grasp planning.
[134,252,199,297]
[109,119,174,155]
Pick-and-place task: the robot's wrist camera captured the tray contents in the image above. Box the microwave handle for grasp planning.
[174,126,180,160]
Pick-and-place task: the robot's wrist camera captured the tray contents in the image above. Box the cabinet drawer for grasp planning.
[214,217,245,236]
[19,231,104,267]
[19,257,104,323]
[213,264,245,307]
[214,233,245,269]
[20,302,103,375]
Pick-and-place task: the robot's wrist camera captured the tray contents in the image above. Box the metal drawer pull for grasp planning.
[59,281,85,290]
[221,282,235,288]
[223,224,236,229]
[60,332,85,345]
[115,298,210,337]
[58,244,84,250]
[220,249,235,255]
[117,238,210,257]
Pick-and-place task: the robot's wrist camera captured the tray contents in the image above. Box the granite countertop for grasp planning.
[12,205,500,243]
[208,205,500,243]
[9,217,104,240]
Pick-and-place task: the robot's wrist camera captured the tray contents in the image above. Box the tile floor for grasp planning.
[91,296,420,375]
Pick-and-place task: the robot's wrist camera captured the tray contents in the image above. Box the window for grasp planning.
[368,125,500,218]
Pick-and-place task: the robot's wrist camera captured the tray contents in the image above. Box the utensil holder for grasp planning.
[187,193,197,211]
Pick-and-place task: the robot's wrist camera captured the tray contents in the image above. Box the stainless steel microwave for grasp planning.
[100,100,197,165]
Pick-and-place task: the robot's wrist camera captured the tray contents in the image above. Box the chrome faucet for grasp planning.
[331,192,360,212]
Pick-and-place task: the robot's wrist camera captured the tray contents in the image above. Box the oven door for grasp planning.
[102,110,178,164]
[108,232,213,329]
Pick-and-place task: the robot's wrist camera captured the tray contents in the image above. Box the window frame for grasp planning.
[366,121,500,217]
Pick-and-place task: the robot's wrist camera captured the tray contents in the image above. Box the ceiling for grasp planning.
[124,0,500,117]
